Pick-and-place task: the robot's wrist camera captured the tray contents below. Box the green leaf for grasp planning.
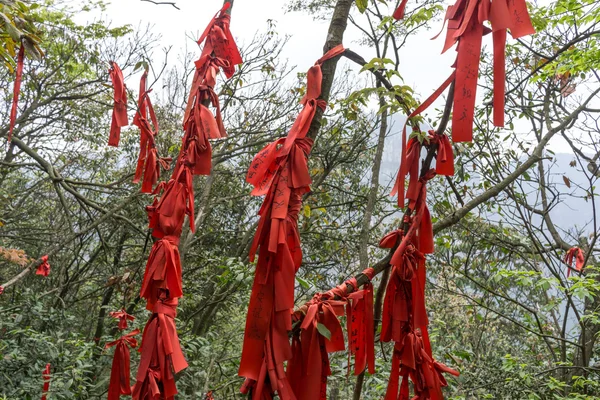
[296,276,309,290]
[303,204,311,218]
[316,322,331,340]
[356,0,369,13]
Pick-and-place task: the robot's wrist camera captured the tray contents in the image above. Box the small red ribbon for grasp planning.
[8,44,25,143]
[108,61,128,147]
[41,363,51,400]
[347,282,375,375]
[392,0,410,20]
[564,246,585,277]
[105,329,140,400]
[109,309,135,330]
[36,255,51,277]
[429,131,455,176]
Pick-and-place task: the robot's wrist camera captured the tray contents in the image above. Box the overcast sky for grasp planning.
[81,0,455,102]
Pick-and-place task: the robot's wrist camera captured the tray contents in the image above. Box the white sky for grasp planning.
[80,0,455,103]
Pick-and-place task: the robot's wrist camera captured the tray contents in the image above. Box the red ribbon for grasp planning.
[147,164,196,239]
[132,296,188,400]
[36,255,51,277]
[133,70,170,193]
[429,131,455,176]
[41,363,51,400]
[347,282,375,375]
[8,44,25,143]
[392,0,410,20]
[564,246,585,277]
[139,236,183,311]
[106,329,140,400]
[108,61,128,147]
[391,72,455,208]
[109,309,135,330]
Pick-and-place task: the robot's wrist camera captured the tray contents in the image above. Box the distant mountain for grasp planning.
[378,114,595,233]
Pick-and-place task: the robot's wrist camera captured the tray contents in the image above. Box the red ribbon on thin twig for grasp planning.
[8,44,25,143]
[36,255,50,277]
[109,309,135,330]
[564,246,585,277]
[106,329,140,400]
[108,61,128,147]
[41,363,51,400]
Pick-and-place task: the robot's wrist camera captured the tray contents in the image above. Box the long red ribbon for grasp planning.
[8,44,25,143]
[106,329,140,400]
[41,363,51,400]
[108,61,128,147]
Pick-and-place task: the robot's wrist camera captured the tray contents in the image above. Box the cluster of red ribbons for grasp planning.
[182,1,242,175]
[564,246,585,277]
[383,1,534,397]
[132,294,187,399]
[440,0,535,139]
[108,61,129,147]
[286,268,376,400]
[394,0,535,141]
[41,363,51,400]
[238,45,345,399]
[105,316,140,400]
[8,43,25,143]
[36,255,51,277]
[133,70,171,193]
[130,4,241,399]
[381,164,459,399]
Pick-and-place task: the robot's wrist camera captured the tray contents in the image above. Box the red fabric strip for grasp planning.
[8,44,24,143]
[106,329,140,400]
[36,255,50,277]
[41,363,51,400]
[108,61,128,147]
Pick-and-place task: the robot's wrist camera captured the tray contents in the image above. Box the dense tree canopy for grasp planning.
[0,0,599,399]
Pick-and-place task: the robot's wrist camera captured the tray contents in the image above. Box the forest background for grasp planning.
[1,0,600,398]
